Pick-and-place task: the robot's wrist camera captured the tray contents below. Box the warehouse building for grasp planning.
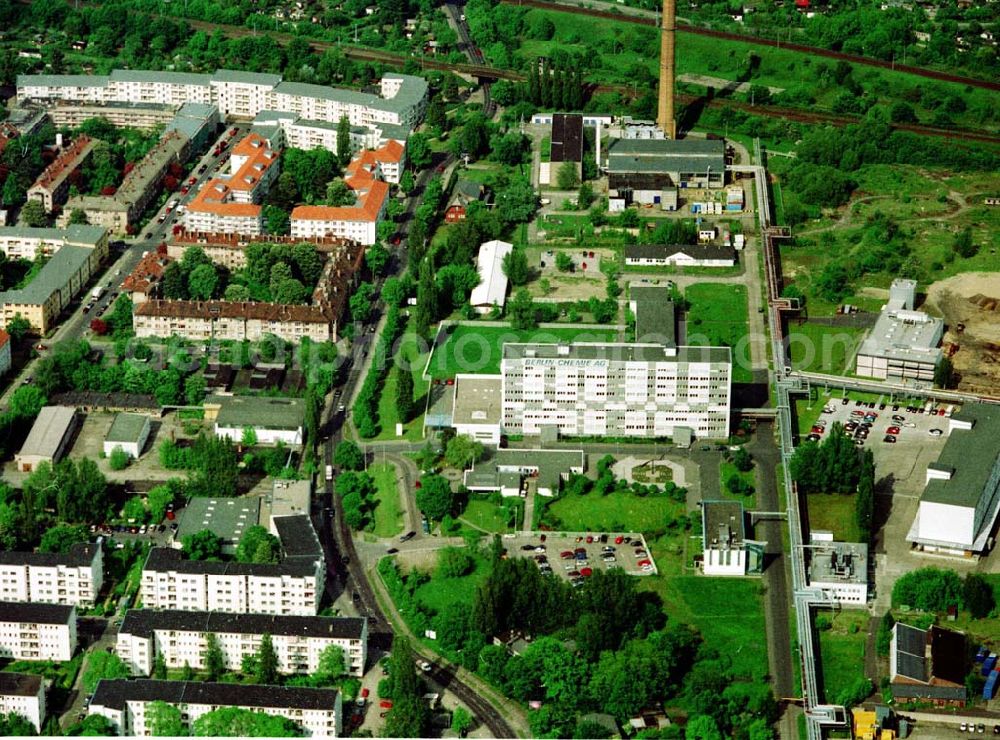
[0,543,103,607]
[469,240,513,314]
[906,404,1000,557]
[15,405,78,473]
[624,244,737,268]
[89,680,343,737]
[855,279,943,384]
[606,138,725,204]
[103,412,151,459]
[806,535,869,606]
[0,673,45,731]
[539,113,583,186]
[890,623,966,706]
[206,394,305,446]
[117,610,367,678]
[0,602,77,662]
[174,497,261,555]
[140,547,322,616]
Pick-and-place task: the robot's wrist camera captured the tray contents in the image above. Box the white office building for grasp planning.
[0,543,103,607]
[806,535,869,606]
[117,610,367,677]
[0,602,77,662]
[90,680,342,737]
[140,548,321,616]
[907,404,1000,557]
[0,673,45,731]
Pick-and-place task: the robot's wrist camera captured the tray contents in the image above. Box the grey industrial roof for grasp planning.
[607,137,725,175]
[701,500,745,547]
[106,412,149,444]
[465,448,584,492]
[452,375,502,427]
[894,623,928,682]
[143,547,316,578]
[629,286,677,347]
[110,70,210,86]
[91,679,338,713]
[269,479,312,520]
[0,601,75,624]
[0,224,107,245]
[0,543,99,568]
[18,74,109,88]
[210,394,305,431]
[0,672,43,697]
[17,406,77,460]
[921,404,1000,509]
[176,102,218,117]
[272,515,324,564]
[211,69,282,86]
[119,609,365,641]
[808,541,867,585]
[858,306,943,365]
[625,244,737,262]
[890,683,966,700]
[175,497,261,548]
[502,342,730,365]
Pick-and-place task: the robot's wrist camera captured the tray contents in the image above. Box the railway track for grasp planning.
[501,0,1000,92]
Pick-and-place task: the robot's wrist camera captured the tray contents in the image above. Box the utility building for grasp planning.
[606,138,725,202]
[15,405,78,473]
[856,279,943,384]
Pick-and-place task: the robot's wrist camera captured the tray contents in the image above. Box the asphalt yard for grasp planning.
[504,531,656,586]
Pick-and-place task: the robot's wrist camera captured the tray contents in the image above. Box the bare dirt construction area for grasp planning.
[925,272,1000,396]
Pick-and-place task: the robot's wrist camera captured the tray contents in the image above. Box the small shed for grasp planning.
[103,412,152,459]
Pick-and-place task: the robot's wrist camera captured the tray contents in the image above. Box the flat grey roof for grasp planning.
[0,245,94,306]
[144,547,316,578]
[381,73,428,115]
[91,679,338,713]
[119,609,365,641]
[269,479,312,520]
[858,308,943,365]
[502,342,730,365]
[0,224,107,245]
[18,74,109,88]
[110,70,210,86]
[211,69,282,86]
[272,515,323,564]
[0,601,75,625]
[465,448,584,492]
[0,543,99,568]
[702,500,745,547]
[272,80,379,107]
[629,286,677,347]
[921,404,1000,509]
[808,541,868,585]
[176,497,261,548]
[209,394,305,431]
[0,672,43,697]
[106,412,149,444]
[607,137,725,175]
[18,406,76,460]
[452,375,502,427]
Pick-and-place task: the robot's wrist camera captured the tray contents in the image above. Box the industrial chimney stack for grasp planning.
[657,0,677,139]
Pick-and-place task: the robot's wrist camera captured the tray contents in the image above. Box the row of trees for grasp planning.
[891,567,996,619]
[353,303,405,438]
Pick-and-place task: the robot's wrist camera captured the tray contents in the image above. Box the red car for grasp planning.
[810,426,825,435]
[379,700,393,710]
[361,688,370,699]
[560,550,573,559]
[585,535,593,543]
[390,234,402,245]
[614,535,624,544]
[637,559,652,567]
[188,177,197,185]
[886,426,901,435]
[579,567,593,577]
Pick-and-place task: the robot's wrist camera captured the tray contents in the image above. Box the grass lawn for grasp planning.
[412,553,492,614]
[460,496,521,534]
[818,611,870,705]
[937,574,1000,645]
[374,318,431,441]
[545,490,685,533]
[788,321,865,375]
[794,397,825,437]
[1,655,83,689]
[369,463,404,538]
[806,493,861,543]
[643,576,769,680]
[426,324,619,379]
[685,283,751,383]
[720,461,756,505]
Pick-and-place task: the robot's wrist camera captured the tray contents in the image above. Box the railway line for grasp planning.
[501,0,1000,93]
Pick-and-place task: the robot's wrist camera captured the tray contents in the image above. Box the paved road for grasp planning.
[59,617,115,730]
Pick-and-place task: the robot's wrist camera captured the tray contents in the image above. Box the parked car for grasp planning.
[929,428,943,436]
[579,568,593,577]
[400,531,416,542]
[560,550,574,559]
[883,435,897,443]
[886,426,901,435]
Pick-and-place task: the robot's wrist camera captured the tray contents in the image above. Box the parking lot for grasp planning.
[504,531,656,585]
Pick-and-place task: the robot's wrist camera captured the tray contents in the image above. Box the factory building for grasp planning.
[606,138,726,205]
[539,113,583,186]
[806,534,869,605]
[701,500,748,576]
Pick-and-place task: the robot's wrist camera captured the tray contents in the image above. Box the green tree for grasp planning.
[384,637,430,738]
[501,247,530,286]
[38,524,88,554]
[256,633,279,684]
[6,314,32,343]
[241,426,258,447]
[18,199,47,227]
[963,574,996,619]
[65,714,116,736]
[147,483,178,523]
[395,367,414,424]
[191,707,302,737]
[509,289,536,330]
[349,281,376,322]
[187,263,218,300]
[1,176,25,208]
[444,434,484,470]
[731,447,753,472]
[325,179,355,207]
[153,652,168,680]
[892,567,963,612]
[162,262,187,300]
[204,633,225,681]
[952,227,977,258]
[451,707,473,737]
[224,284,250,302]
[182,529,223,561]
[313,644,346,685]
[577,181,595,209]
[437,546,474,578]
[83,650,129,693]
[292,242,323,285]
[555,252,574,272]
[399,170,415,195]
[109,447,130,470]
[68,208,89,225]
[366,242,391,277]
[556,161,580,189]
[414,259,436,338]
[495,178,537,224]
[686,715,724,740]
[273,278,308,304]
[236,526,281,565]
[934,356,954,389]
[336,114,352,165]
[415,474,454,520]
[406,133,432,170]
[147,700,186,736]
[334,441,365,471]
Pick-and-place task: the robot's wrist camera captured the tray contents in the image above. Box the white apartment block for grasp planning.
[0,673,45,732]
[18,69,427,131]
[90,680,342,737]
[500,343,732,439]
[0,603,77,662]
[117,610,367,677]
[0,543,104,607]
[140,548,321,616]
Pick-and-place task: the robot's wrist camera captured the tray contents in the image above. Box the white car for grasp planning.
[417,660,432,672]
[929,428,943,436]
